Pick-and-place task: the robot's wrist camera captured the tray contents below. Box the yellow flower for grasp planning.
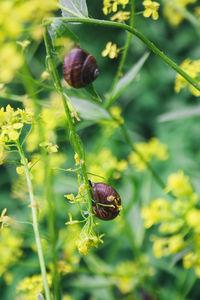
[167,235,185,253]
[153,237,168,258]
[165,170,193,197]
[102,42,120,59]
[0,228,23,276]
[0,43,23,83]
[143,0,160,20]
[163,0,197,27]
[186,208,200,232]
[103,0,129,15]
[129,138,168,172]
[175,58,200,96]
[110,11,130,22]
[142,198,171,228]
[17,274,52,300]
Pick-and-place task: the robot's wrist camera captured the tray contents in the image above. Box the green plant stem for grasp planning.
[43,26,94,215]
[52,17,200,92]
[21,59,61,300]
[15,140,51,300]
[108,0,135,104]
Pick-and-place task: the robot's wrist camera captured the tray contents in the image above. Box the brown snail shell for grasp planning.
[90,182,121,221]
[63,48,99,88]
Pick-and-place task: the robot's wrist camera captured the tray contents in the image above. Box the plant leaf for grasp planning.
[48,19,79,46]
[158,105,200,122]
[59,0,88,18]
[69,97,111,121]
[110,52,150,102]
[84,83,102,102]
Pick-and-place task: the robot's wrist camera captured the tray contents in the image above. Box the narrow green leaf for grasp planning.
[85,83,102,102]
[158,105,200,122]
[69,97,111,121]
[111,52,150,102]
[48,19,79,46]
[59,0,88,18]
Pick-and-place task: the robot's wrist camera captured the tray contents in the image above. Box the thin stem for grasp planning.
[21,58,61,299]
[108,0,135,101]
[51,17,200,92]
[43,26,94,215]
[15,140,51,300]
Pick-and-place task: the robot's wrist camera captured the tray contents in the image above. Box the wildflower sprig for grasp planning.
[43,26,101,254]
[142,170,200,277]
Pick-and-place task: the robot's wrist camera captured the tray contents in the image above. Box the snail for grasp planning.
[90,182,121,221]
[63,48,99,88]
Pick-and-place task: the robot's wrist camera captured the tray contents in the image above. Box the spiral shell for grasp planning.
[63,48,99,88]
[90,182,121,221]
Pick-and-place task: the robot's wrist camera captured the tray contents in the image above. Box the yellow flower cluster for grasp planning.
[163,0,197,26]
[0,228,23,276]
[0,0,57,83]
[76,222,104,255]
[111,257,154,294]
[129,138,168,172]
[102,42,120,59]
[17,273,52,300]
[103,0,129,15]
[175,58,200,96]
[142,0,160,20]
[142,170,200,277]
[0,104,33,164]
[87,147,128,181]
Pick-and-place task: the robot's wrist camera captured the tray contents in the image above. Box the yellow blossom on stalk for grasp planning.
[76,222,104,255]
[0,105,33,147]
[111,257,154,294]
[0,43,23,83]
[0,228,23,276]
[163,0,197,27]
[175,58,200,96]
[142,198,171,228]
[103,0,129,15]
[186,208,200,232]
[102,42,120,59]
[153,237,168,258]
[17,274,52,300]
[165,170,193,197]
[129,138,168,172]
[142,0,160,20]
[110,11,130,22]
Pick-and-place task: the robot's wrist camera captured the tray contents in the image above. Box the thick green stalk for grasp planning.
[52,17,200,92]
[43,27,93,215]
[16,140,51,300]
[108,0,135,103]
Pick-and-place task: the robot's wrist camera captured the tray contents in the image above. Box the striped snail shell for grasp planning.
[90,182,121,221]
[63,48,99,88]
